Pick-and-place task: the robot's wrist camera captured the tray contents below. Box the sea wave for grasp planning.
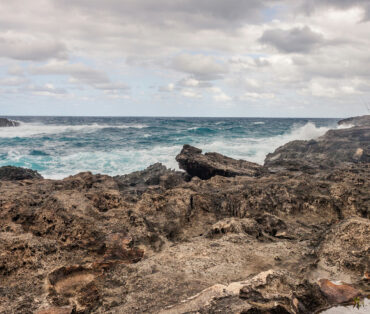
[0,122,148,138]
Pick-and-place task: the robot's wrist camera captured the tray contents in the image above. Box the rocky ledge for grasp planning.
[0,117,20,127]
[0,116,369,314]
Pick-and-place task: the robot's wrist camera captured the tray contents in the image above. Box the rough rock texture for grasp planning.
[0,165,43,181]
[0,117,20,127]
[114,163,188,196]
[176,144,263,179]
[0,116,369,313]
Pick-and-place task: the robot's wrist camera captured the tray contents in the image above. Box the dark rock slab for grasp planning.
[176,144,263,180]
[0,166,43,180]
[0,118,20,127]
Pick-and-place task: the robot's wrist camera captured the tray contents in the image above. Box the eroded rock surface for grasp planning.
[0,116,369,313]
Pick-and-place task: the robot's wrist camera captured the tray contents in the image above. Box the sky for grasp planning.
[0,0,370,117]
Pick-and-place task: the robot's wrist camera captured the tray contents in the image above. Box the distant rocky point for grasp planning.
[0,117,20,127]
[338,114,370,127]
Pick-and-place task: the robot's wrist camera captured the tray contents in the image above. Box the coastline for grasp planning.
[0,115,369,313]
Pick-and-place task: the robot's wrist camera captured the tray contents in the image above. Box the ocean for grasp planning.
[0,116,341,179]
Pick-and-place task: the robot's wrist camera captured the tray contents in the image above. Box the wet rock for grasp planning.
[0,117,19,127]
[318,279,361,304]
[176,144,263,179]
[0,165,43,180]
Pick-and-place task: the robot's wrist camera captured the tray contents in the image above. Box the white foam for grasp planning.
[253,121,265,125]
[201,122,331,164]
[0,122,148,138]
[0,121,337,179]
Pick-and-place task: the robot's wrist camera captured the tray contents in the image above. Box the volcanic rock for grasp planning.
[176,144,263,179]
[0,165,43,180]
[0,117,20,127]
[0,115,369,313]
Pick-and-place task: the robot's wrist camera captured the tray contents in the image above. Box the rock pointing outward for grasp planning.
[0,115,369,313]
[176,144,263,179]
[0,117,20,127]
[0,166,43,180]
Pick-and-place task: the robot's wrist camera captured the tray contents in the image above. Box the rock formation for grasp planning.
[176,144,263,179]
[0,117,20,127]
[0,115,369,313]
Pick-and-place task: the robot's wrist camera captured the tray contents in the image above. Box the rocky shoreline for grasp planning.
[0,116,369,313]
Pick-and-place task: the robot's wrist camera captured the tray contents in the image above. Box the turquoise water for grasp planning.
[0,116,340,179]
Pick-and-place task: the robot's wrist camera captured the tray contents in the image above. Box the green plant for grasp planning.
[353,296,364,309]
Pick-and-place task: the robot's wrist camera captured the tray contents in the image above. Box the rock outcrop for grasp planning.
[176,144,263,179]
[0,117,20,127]
[0,115,369,313]
[0,165,43,180]
[264,116,370,172]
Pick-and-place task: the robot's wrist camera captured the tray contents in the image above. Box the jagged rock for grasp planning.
[338,115,370,127]
[176,144,263,179]
[0,117,19,127]
[0,165,43,180]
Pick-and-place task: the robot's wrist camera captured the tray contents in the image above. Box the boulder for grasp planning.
[176,144,263,179]
[0,118,20,127]
[0,166,43,180]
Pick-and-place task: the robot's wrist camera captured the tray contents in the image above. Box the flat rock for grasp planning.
[176,144,263,179]
[0,166,43,180]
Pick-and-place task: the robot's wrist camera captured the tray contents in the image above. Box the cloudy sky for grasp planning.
[0,0,370,117]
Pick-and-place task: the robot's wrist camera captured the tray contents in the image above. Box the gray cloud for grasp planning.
[55,0,270,29]
[0,35,67,61]
[260,26,325,53]
[298,0,370,20]
[30,62,129,91]
[171,54,228,80]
